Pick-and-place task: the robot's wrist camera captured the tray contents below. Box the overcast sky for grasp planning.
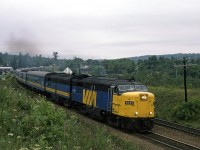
[0,0,200,59]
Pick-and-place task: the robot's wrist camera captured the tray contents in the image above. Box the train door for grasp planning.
[109,86,116,113]
[111,86,122,115]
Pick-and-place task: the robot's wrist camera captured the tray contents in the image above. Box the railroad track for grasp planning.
[154,118,200,136]
[139,132,200,150]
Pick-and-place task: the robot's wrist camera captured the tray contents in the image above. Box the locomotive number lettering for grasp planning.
[125,101,134,105]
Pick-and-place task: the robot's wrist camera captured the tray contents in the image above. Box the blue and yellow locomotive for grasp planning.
[15,69,155,131]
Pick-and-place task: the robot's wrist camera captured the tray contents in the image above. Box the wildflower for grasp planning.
[13,109,17,112]
[8,133,13,136]
[40,135,46,139]
[45,147,53,149]
[34,127,39,130]
[32,148,40,150]
[17,136,21,139]
[74,146,81,149]
[107,139,111,143]
[35,144,40,147]
[70,115,77,119]
[12,119,16,122]
[19,148,29,150]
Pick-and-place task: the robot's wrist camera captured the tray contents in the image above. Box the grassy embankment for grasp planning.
[0,76,139,150]
[149,86,200,129]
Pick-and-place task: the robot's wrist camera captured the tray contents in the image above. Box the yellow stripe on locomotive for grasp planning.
[83,89,97,107]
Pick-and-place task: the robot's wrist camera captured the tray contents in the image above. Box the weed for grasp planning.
[173,100,200,120]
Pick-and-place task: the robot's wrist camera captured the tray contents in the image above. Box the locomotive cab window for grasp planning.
[118,84,148,92]
[135,85,148,92]
[118,85,135,92]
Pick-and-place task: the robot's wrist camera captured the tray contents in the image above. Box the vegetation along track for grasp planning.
[138,132,200,150]
[15,79,200,149]
[155,118,200,136]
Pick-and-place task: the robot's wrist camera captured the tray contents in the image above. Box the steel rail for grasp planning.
[154,118,200,136]
[139,132,200,150]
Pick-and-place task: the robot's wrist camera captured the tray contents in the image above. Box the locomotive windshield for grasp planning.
[118,84,148,92]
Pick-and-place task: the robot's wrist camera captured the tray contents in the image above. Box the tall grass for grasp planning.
[149,86,200,128]
[0,78,139,149]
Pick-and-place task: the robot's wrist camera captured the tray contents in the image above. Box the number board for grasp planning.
[125,101,134,105]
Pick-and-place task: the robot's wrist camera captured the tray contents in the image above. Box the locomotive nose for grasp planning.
[137,93,155,118]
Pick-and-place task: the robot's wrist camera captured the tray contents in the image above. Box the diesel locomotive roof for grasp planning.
[27,71,51,77]
[78,76,139,87]
[45,73,141,86]
[46,73,71,80]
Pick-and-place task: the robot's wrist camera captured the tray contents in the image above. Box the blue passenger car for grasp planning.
[26,71,49,91]
[15,69,27,84]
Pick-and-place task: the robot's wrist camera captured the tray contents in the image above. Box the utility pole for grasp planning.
[174,57,197,102]
[183,58,187,102]
[26,54,29,68]
[16,60,19,69]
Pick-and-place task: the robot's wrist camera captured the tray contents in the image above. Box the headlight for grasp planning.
[141,94,148,101]
[149,112,152,115]
[135,112,138,115]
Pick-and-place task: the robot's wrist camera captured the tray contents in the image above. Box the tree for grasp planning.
[91,66,106,76]
[0,52,3,65]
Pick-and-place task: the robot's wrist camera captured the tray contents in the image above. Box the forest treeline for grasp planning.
[0,52,200,88]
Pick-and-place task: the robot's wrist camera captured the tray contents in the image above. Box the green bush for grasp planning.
[173,100,200,120]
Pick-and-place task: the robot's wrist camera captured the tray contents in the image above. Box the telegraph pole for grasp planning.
[183,58,187,102]
[16,60,19,69]
[174,57,197,102]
